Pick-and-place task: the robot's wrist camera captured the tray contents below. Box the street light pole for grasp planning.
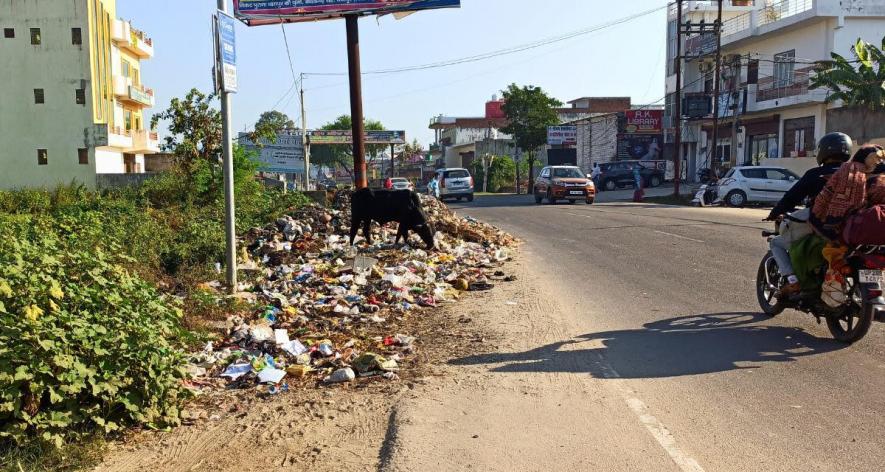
[300,73,310,190]
[673,0,683,198]
[217,0,237,293]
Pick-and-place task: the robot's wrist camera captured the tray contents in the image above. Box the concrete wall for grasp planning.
[95,172,154,190]
[0,0,98,189]
[827,108,885,147]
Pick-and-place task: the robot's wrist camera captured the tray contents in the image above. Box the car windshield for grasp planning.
[552,168,584,179]
[444,170,469,179]
[391,178,407,183]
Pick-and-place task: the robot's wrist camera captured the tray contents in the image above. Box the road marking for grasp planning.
[653,230,705,243]
[592,354,706,472]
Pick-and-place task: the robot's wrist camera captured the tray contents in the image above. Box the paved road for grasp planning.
[445,195,885,471]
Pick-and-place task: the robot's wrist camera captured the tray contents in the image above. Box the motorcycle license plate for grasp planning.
[859,270,885,285]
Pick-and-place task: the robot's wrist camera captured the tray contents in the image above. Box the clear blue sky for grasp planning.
[118,0,669,146]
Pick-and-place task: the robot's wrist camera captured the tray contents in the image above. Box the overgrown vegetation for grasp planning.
[0,89,311,466]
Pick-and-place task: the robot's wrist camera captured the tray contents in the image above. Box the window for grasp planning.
[72,27,82,45]
[37,149,48,165]
[443,169,469,179]
[540,168,550,178]
[783,116,815,157]
[774,50,796,87]
[740,168,766,180]
[30,27,41,45]
[34,88,44,104]
[75,88,85,105]
[764,169,797,181]
[121,60,130,78]
[124,110,133,131]
[3,28,13,39]
[78,148,89,165]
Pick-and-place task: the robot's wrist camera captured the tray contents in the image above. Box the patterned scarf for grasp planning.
[811,162,868,241]
[868,175,885,205]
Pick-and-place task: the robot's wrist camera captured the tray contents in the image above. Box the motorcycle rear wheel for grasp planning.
[757,252,786,316]
[826,297,874,344]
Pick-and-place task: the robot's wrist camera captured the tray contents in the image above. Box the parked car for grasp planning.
[390,177,414,191]
[434,168,474,202]
[597,161,665,191]
[716,166,800,207]
[533,166,596,205]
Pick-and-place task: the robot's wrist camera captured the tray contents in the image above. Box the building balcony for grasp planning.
[111,19,154,59]
[107,126,133,149]
[669,1,758,20]
[746,67,828,111]
[128,130,160,154]
[113,75,155,107]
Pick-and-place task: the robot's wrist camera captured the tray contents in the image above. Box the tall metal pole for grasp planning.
[345,15,367,189]
[218,0,237,293]
[673,0,683,197]
[711,0,724,173]
[300,73,310,190]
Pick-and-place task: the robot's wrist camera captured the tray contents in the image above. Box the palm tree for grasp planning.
[811,37,885,110]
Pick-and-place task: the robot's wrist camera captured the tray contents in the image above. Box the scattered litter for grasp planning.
[183,190,517,393]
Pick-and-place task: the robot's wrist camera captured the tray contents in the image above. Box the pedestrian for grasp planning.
[590,163,601,186]
[632,164,644,202]
[427,175,440,199]
[384,177,393,189]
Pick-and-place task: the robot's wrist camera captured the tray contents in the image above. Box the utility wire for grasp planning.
[303,5,667,77]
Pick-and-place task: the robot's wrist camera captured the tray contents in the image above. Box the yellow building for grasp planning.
[0,0,158,189]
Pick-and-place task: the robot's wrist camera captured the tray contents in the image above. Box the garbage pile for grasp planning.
[185,191,517,393]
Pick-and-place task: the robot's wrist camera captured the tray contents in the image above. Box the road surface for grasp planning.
[387,195,885,472]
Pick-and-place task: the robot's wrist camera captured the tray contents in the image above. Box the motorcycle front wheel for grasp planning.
[757,252,786,316]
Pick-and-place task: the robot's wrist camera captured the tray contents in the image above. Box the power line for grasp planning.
[303,5,667,77]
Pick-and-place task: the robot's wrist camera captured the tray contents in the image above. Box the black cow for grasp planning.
[350,188,435,249]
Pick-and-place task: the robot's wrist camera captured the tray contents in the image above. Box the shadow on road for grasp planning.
[449,313,845,379]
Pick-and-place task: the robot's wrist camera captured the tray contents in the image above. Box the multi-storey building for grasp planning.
[665,0,885,180]
[0,0,158,189]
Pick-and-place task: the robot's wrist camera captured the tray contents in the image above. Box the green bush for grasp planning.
[0,215,188,448]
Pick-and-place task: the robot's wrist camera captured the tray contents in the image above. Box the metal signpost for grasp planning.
[215,4,238,293]
[233,0,460,188]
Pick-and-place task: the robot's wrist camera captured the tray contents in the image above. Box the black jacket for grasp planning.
[768,163,842,219]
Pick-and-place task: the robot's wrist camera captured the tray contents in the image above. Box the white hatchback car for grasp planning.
[716,166,800,207]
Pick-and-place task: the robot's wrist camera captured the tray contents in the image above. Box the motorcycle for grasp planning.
[691,168,721,207]
[756,224,885,343]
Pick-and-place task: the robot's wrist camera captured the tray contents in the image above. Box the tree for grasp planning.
[500,84,562,190]
[151,88,222,168]
[310,115,385,178]
[249,110,295,146]
[812,37,885,110]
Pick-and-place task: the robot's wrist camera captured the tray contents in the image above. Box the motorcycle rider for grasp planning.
[765,132,853,295]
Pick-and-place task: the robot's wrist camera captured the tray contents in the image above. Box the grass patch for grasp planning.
[0,436,106,472]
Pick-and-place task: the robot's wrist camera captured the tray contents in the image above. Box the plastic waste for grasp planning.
[325,367,356,384]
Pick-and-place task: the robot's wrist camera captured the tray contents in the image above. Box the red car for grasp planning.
[533,166,596,205]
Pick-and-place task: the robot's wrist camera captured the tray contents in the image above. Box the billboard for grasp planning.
[234,0,460,24]
[239,131,304,173]
[547,126,577,146]
[624,110,662,134]
[309,130,406,145]
[618,134,664,161]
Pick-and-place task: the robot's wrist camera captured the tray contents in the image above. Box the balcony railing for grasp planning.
[759,0,813,27]
[755,67,814,102]
[722,11,752,37]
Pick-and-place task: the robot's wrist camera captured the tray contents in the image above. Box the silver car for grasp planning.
[435,168,474,202]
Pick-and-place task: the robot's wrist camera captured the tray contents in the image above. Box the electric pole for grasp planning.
[710,0,724,174]
[300,73,310,190]
[673,0,683,197]
[217,0,237,294]
[346,15,367,189]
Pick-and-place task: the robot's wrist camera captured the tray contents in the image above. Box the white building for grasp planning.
[0,0,158,190]
[665,0,885,179]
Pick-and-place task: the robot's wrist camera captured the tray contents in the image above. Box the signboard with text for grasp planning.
[239,131,304,173]
[216,11,238,92]
[234,0,460,25]
[309,130,406,145]
[547,126,577,146]
[624,110,662,134]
